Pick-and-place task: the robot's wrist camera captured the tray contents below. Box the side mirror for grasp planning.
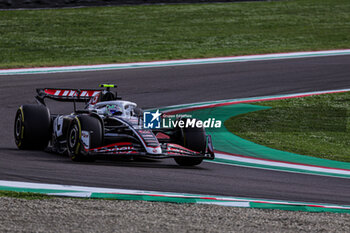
[133,107,144,126]
[133,107,144,117]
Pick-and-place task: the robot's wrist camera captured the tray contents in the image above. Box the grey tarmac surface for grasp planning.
[1,55,350,205]
[1,197,350,232]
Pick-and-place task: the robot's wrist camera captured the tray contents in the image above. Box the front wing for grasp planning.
[86,141,215,160]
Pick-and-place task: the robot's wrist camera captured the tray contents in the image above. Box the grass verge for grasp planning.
[225,92,350,162]
[0,0,350,68]
[0,190,52,200]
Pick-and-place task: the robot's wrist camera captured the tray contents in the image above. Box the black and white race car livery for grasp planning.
[14,84,215,166]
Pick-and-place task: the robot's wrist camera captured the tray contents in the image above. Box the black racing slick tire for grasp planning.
[67,114,102,162]
[174,119,206,166]
[14,104,51,150]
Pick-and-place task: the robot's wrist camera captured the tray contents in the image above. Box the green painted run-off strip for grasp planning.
[1,182,350,213]
[189,104,350,171]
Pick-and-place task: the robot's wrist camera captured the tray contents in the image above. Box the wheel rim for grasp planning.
[69,125,78,148]
[15,114,22,138]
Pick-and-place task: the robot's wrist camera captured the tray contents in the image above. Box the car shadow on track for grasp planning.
[0,147,207,170]
[64,157,207,170]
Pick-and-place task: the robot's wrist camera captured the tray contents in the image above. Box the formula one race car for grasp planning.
[14,84,215,166]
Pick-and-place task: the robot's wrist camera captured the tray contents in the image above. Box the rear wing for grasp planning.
[36,88,102,103]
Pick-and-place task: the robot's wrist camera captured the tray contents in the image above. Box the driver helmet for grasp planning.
[101,91,116,101]
[105,104,123,116]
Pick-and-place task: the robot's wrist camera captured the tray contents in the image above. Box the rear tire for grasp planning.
[174,119,206,166]
[67,115,102,162]
[14,104,51,150]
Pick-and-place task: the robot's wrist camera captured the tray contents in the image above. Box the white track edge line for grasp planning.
[214,153,350,176]
[1,180,350,209]
[158,88,350,112]
[1,49,350,75]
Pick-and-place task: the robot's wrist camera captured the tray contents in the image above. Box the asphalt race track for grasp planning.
[1,55,350,205]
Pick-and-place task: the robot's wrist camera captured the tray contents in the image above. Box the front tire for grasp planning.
[174,119,206,166]
[14,104,51,150]
[67,115,102,162]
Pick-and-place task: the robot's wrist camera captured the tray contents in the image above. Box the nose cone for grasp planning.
[145,146,162,155]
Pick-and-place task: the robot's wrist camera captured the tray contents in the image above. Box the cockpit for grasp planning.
[91,100,138,118]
